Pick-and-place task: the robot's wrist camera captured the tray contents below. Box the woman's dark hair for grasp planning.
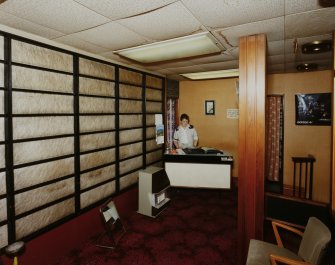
[180,113,189,121]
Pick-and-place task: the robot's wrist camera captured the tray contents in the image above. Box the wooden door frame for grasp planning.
[331,31,335,219]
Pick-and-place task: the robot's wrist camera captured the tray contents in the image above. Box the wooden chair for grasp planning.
[246,217,331,265]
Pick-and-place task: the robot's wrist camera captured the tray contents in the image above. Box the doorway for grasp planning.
[265,95,284,193]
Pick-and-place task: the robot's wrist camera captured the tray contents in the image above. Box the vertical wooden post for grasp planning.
[238,34,266,264]
[331,31,335,219]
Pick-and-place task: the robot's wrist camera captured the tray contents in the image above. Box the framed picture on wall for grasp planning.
[295,93,331,125]
[205,100,215,115]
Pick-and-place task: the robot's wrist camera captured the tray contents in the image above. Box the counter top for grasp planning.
[164,150,233,164]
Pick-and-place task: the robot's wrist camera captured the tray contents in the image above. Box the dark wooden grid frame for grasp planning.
[0,30,165,247]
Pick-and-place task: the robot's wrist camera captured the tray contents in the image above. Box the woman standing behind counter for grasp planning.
[173,113,198,149]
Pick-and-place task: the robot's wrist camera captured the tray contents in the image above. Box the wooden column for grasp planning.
[238,34,266,264]
[332,31,335,219]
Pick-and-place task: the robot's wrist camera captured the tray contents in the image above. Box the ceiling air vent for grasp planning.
[301,40,332,54]
[296,63,318,72]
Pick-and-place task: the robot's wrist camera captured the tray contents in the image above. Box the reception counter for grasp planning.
[164,150,233,189]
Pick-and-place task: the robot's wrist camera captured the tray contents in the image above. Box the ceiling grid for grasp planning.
[0,0,333,80]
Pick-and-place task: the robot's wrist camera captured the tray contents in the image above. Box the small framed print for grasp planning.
[205,100,215,115]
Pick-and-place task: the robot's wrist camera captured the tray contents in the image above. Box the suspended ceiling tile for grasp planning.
[214,16,284,47]
[189,53,235,65]
[155,68,176,75]
[141,65,167,72]
[316,61,333,70]
[53,35,109,54]
[289,58,332,66]
[268,40,285,56]
[74,0,176,20]
[200,60,239,71]
[148,59,197,69]
[284,38,299,55]
[0,10,64,39]
[285,7,335,39]
[182,0,284,29]
[285,0,324,15]
[165,65,207,74]
[226,47,240,58]
[0,0,109,34]
[267,55,285,65]
[267,63,285,73]
[0,0,331,77]
[71,22,148,50]
[283,63,298,72]
[287,54,300,64]
[117,1,203,41]
[284,52,332,64]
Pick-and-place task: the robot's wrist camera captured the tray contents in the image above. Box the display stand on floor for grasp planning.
[5,241,25,265]
[95,200,126,249]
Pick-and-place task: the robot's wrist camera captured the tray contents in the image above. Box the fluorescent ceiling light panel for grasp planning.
[114,32,223,63]
[180,69,239,80]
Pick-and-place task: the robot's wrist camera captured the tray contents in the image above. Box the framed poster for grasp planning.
[295,93,331,125]
[205,100,215,115]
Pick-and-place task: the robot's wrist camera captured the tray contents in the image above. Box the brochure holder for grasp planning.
[95,200,126,249]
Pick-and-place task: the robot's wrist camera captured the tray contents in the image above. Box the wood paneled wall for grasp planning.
[237,34,266,265]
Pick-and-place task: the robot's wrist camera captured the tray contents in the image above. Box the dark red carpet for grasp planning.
[54,188,237,265]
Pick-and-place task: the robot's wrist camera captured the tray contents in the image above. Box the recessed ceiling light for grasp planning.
[319,0,335,7]
[180,69,239,80]
[296,63,318,71]
[113,32,224,64]
[301,40,332,54]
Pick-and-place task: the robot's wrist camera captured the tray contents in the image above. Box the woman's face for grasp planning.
[181,118,189,128]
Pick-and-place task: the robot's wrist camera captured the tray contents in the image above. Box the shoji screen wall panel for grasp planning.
[119,68,144,190]
[0,30,165,245]
[78,58,116,209]
[145,75,164,167]
[11,40,75,239]
[0,34,7,248]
